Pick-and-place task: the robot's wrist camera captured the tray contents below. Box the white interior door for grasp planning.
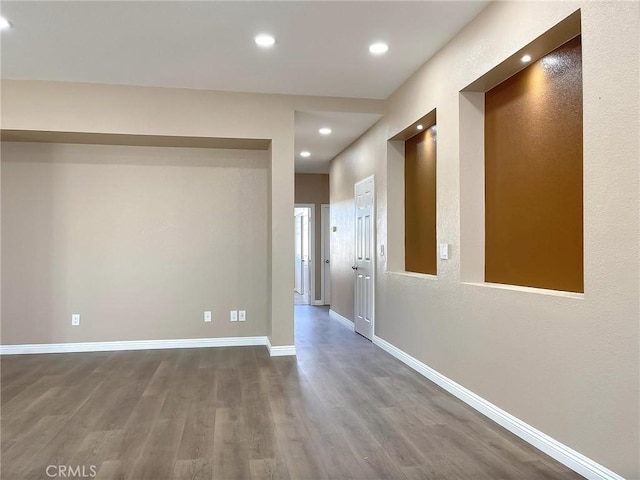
[322,204,331,305]
[294,213,303,294]
[354,176,374,340]
[301,210,310,297]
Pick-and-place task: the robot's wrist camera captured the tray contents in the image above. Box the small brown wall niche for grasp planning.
[405,125,437,275]
[485,36,583,292]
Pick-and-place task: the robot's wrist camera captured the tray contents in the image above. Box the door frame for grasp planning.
[353,175,375,339]
[294,203,315,305]
[320,203,330,305]
[294,211,304,295]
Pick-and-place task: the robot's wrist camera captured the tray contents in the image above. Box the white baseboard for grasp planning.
[0,336,269,355]
[265,337,296,357]
[329,309,354,330]
[372,335,623,480]
[312,300,325,306]
[268,345,297,356]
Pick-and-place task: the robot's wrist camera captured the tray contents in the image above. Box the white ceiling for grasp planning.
[0,0,488,172]
[295,111,382,173]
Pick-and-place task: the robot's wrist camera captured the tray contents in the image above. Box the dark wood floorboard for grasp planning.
[1,306,583,479]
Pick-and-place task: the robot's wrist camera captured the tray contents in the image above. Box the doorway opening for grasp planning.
[294,205,314,305]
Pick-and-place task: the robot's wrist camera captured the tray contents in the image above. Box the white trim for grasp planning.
[372,335,624,480]
[0,336,268,355]
[268,345,297,357]
[312,300,324,306]
[353,174,375,341]
[329,309,354,331]
[295,203,316,305]
[1,336,299,358]
[266,337,296,356]
[320,203,331,305]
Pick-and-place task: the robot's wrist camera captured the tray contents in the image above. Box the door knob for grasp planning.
[352,265,358,270]
[325,260,330,264]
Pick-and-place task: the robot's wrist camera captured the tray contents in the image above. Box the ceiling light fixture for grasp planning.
[0,16,12,30]
[255,34,275,48]
[417,124,424,130]
[521,54,532,63]
[300,151,311,158]
[369,42,389,55]
[319,127,332,135]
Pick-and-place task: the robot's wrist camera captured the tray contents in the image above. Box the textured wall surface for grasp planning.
[2,143,269,343]
[330,2,639,477]
[0,79,385,347]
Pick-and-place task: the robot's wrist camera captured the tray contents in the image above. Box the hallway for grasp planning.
[294,306,582,479]
[1,307,582,479]
[294,291,309,305]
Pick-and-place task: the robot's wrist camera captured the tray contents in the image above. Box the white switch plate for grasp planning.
[71,314,80,326]
[204,311,212,322]
[230,310,238,322]
[439,243,449,260]
[239,310,246,322]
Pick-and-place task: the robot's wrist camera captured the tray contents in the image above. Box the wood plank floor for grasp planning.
[1,306,583,479]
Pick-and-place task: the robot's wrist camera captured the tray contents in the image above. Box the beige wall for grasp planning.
[0,80,385,347]
[330,2,639,478]
[1,142,268,343]
[295,173,329,302]
[1,2,637,475]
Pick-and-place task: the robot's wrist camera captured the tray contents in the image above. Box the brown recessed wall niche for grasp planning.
[404,121,437,275]
[484,35,583,292]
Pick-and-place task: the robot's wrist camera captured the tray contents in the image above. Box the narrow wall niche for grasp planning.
[386,109,438,275]
[405,123,437,275]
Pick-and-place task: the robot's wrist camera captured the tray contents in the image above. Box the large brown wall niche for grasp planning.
[405,125,437,275]
[485,36,583,292]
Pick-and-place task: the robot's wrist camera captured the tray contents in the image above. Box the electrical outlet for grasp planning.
[71,314,80,326]
[204,311,212,322]
[230,310,238,322]
[239,310,246,322]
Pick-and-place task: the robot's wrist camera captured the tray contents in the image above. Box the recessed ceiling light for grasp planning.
[0,16,12,30]
[319,127,332,135]
[369,42,389,55]
[417,124,424,130]
[521,54,532,63]
[255,34,275,48]
[300,151,311,158]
